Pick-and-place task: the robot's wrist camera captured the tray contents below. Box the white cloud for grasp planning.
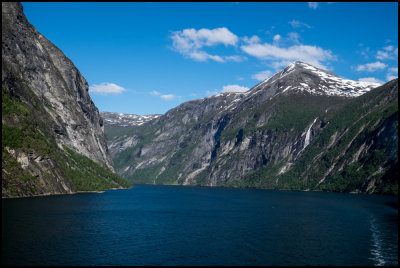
[206,84,250,96]
[376,50,394,60]
[89,82,127,95]
[289,20,312,29]
[150,91,176,101]
[160,94,175,101]
[384,45,394,51]
[308,2,318,9]
[224,55,248,62]
[273,34,281,42]
[358,77,384,84]
[150,90,176,101]
[376,46,398,60]
[189,51,225,62]
[221,84,250,93]
[287,32,300,44]
[386,67,398,81]
[206,89,220,96]
[172,27,238,49]
[252,70,272,81]
[241,41,336,69]
[150,90,161,96]
[386,75,398,81]
[270,60,295,70]
[170,27,240,63]
[356,61,387,72]
[242,35,261,45]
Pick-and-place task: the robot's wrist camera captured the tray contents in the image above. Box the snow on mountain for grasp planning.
[101,112,161,127]
[197,61,382,115]
[103,62,382,128]
[252,61,381,98]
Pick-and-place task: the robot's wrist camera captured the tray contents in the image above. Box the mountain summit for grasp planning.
[251,61,381,98]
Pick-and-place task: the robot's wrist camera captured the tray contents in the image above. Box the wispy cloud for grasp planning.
[206,84,250,96]
[376,46,398,60]
[384,45,394,51]
[242,35,261,45]
[358,77,384,84]
[224,55,248,62]
[376,51,394,60]
[150,90,176,101]
[160,94,176,101]
[289,20,312,29]
[206,89,220,96]
[269,60,295,70]
[170,27,243,63]
[356,61,387,72]
[386,67,398,81]
[252,70,272,81]
[89,82,127,95]
[359,46,370,59]
[308,2,318,9]
[287,32,300,44]
[150,90,161,96]
[241,37,336,69]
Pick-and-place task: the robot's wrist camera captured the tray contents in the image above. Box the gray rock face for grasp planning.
[2,2,129,197]
[2,2,113,171]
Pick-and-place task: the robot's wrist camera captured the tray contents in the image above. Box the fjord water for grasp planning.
[2,185,398,266]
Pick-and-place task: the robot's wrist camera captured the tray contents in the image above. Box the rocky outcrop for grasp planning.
[2,2,130,197]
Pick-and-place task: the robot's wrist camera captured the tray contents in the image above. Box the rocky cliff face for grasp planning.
[105,61,397,194]
[2,2,130,197]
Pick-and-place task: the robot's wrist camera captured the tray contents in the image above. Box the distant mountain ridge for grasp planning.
[101,112,161,127]
[104,62,397,195]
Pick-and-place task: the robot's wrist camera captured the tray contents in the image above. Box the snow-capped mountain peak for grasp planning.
[252,61,381,97]
[100,112,161,127]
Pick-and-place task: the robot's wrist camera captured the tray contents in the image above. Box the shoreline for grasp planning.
[1,186,133,199]
[130,183,398,196]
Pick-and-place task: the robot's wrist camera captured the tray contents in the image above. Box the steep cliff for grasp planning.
[274,79,398,194]
[2,2,131,197]
[104,62,397,194]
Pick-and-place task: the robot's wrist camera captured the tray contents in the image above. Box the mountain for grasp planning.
[101,112,161,127]
[250,61,380,97]
[104,61,397,195]
[100,112,161,158]
[2,2,131,197]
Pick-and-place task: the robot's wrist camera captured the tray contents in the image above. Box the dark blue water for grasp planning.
[2,185,398,266]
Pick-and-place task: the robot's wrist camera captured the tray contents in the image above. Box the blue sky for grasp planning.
[22,2,398,115]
